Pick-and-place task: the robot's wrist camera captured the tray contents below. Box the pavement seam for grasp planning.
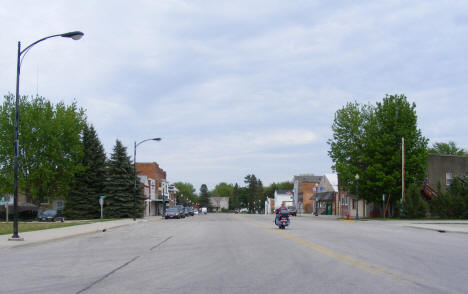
[75,255,141,294]
[150,236,172,251]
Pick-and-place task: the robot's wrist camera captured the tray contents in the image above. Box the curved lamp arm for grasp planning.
[19,31,84,66]
[136,137,162,148]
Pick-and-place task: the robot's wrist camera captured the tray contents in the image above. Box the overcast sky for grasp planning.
[1,1,467,191]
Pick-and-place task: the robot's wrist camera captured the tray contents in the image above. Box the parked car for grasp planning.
[37,209,64,222]
[184,207,191,217]
[193,209,199,215]
[187,207,195,216]
[175,205,186,218]
[288,206,297,216]
[239,208,248,213]
[201,207,207,215]
[165,207,181,219]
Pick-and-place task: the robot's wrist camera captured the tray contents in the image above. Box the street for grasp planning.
[1,214,468,294]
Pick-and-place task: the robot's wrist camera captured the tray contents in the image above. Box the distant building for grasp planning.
[273,190,294,210]
[426,154,468,194]
[312,174,339,215]
[293,175,322,213]
[135,162,168,216]
[209,197,229,212]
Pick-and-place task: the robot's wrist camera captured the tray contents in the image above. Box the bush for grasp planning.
[430,178,468,218]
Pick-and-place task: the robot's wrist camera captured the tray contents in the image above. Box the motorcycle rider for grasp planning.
[275,202,289,225]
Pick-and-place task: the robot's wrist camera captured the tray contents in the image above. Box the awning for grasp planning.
[0,202,38,212]
[309,191,335,201]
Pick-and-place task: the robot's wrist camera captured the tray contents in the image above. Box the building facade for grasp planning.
[135,162,168,216]
[293,175,322,213]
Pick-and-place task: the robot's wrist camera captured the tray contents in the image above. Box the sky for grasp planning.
[1,1,467,191]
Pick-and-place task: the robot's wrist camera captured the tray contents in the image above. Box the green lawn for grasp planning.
[0,219,115,235]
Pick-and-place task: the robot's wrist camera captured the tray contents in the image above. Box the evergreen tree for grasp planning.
[431,177,468,218]
[244,174,263,213]
[231,183,240,210]
[104,140,144,218]
[64,125,107,219]
[402,184,428,218]
[198,184,211,208]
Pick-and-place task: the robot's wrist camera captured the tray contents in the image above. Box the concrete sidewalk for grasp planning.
[0,218,151,249]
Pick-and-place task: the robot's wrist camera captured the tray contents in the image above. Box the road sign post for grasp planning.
[99,196,106,219]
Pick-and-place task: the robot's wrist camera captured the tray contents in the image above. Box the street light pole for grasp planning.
[355,174,360,220]
[10,31,84,241]
[314,183,319,216]
[133,138,161,221]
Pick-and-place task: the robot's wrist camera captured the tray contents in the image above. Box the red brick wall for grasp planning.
[135,162,166,193]
[302,182,318,213]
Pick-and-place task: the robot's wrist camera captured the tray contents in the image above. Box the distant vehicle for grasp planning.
[287,206,297,216]
[201,207,207,215]
[193,209,199,215]
[188,207,195,216]
[239,208,248,213]
[38,209,64,222]
[165,207,181,219]
[175,205,186,218]
[184,207,191,217]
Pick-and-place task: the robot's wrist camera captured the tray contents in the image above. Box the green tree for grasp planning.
[244,174,263,213]
[104,140,144,218]
[212,182,234,197]
[329,95,428,214]
[328,102,369,193]
[428,141,467,156]
[362,95,428,206]
[231,183,241,210]
[0,94,86,203]
[173,182,196,206]
[64,124,107,219]
[198,184,211,208]
[401,184,428,218]
[238,186,249,208]
[212,182,234,209]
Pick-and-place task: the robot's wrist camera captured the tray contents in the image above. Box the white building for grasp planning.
[273,190,294,210]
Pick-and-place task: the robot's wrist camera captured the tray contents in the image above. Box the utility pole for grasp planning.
[402,137,405,202]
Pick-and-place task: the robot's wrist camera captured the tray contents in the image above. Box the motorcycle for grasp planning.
[275,210,290,229]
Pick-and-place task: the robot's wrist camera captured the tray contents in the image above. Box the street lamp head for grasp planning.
[61,31,84,40]
[355,174,360,180]
[152,138,162,141]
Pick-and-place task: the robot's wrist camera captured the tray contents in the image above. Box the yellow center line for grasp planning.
[235,215,420,286]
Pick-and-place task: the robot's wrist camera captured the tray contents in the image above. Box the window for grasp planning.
[352,199,356,209]
[446,172,454,186]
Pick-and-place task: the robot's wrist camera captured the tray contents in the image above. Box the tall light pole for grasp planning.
[314,183,319,216]
[10,31,84,241]
[355,174,360,220]
[133,138,161,221]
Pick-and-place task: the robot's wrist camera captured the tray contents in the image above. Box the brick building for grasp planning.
[135,162,167,216]
[293,175,322,213]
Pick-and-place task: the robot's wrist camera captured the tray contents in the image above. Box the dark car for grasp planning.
[38,209,64,222]
[184,207,192,217]
[175,205,186,218]
[165,207,181,219]
[287,206,297,216]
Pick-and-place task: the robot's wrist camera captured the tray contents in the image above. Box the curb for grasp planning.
[1,219,146,248]
[405,225,468,234]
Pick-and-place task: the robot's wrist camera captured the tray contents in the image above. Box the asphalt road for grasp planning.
[1,214,467,294]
